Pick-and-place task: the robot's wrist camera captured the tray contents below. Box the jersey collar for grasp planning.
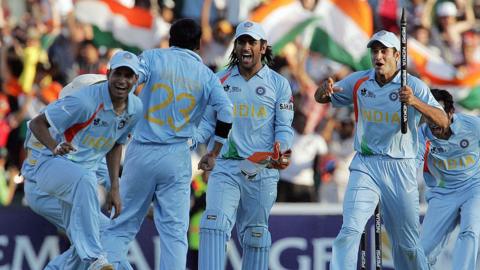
[368,69,402,84]
[170,46,202,62]
[230,64,269,79]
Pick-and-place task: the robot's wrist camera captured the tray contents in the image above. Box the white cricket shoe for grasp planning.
[87,255,114,270]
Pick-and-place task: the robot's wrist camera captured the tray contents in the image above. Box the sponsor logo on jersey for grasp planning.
[93,118,108,127]
[118,119,127,129]
[360,88,375,98]
[460,139,469,148]
[224,85,241,93]
[256,86,266,96]
[279,102,294,111]
[431,146,446,154]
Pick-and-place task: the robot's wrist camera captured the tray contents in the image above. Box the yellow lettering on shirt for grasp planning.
[233,103,267,119]
[82,134,114,150]
[361,109,400,124]
[433,155,476,170]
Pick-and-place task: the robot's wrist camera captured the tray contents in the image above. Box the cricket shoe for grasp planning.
[87,255,114,270]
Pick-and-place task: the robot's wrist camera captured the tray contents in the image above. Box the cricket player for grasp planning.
[23,73,113,270]
[196,21,294,270]
[101,18,233,270]
[419,89,480,270]
[21,51,143,270]
[314,30,449,269]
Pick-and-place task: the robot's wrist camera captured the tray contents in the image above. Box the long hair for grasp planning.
[227,40,274,69]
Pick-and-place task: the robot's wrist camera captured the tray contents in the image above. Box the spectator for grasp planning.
[278,98,327,203]
[427,1,476,66]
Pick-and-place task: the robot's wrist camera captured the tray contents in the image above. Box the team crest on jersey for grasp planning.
[389,91,399,101]
[223,85,230,92]
[256,86,266,96]
[460,139,469,148]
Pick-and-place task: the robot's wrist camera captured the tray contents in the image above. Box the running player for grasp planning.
[21,51,143,270]
[196,20,294,270]
[419,89,480,270]
[314,30,448,269]
[101,18,233,270]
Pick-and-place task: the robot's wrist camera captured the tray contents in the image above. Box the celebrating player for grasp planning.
[314,30,448,269]
[419,89,480,270]
[21,51,143,270]
[196,21,294,270]
[101,18,233,270]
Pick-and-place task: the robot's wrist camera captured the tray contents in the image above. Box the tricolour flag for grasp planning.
[408,38,480,88]
[75,0,169,53]
[310,0,373,71]
[250,0,318,54]
[459,85,480,110]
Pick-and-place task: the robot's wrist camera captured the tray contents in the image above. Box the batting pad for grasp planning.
[199,228,228,270]
[241,227,271,270]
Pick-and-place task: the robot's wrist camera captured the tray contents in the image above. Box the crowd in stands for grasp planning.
[1,0,479,206]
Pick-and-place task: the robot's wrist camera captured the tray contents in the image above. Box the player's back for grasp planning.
[135,47,220,144]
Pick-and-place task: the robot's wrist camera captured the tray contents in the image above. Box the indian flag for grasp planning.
[75,0,169,53]
[310,0,373,71]
[408,38,480,88]
[459,85,480,110]
[250,0,318,54]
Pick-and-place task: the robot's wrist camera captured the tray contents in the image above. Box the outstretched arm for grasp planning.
[314,77,343,104]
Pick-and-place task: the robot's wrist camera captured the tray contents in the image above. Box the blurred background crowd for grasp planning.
[1,0,480,209]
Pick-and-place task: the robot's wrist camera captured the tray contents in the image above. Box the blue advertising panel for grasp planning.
[0,204,474,270]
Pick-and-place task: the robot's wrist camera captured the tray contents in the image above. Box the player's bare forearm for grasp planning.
[106,143,123,190]
[209,141,223,157]
[29,113,59,153]
[412,98,449,128]
[106,143,123,218]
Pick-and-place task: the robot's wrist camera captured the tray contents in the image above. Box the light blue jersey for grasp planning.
[134,47,233,144]
[419,113,480,270]
[331,69,443,158]
[419,113,480,190]
[22,82,143,175]
[198,64,294,270]
[103,46,233,270]
[197,65,294,157]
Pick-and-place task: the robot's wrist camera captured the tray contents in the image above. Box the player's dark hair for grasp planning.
[431,88,455,114]
[169,18,202,51]
[227,39,274,69]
